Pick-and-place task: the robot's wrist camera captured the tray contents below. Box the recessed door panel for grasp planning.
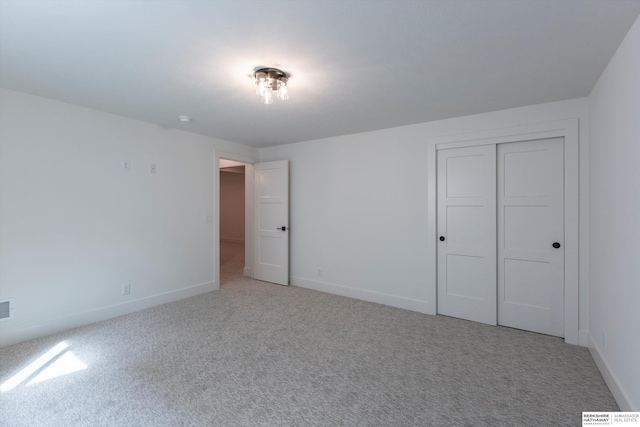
[504,150,554,197]
[446,155,486,198]
[445,254,486,300]
[446,206,485,249]
[256,168,286,199]
[503,258,553,309]
[258,236,281,267]
[503,206,551,252]
[258,202,281,231]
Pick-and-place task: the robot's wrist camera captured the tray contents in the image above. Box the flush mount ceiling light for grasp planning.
[253,67,289,104]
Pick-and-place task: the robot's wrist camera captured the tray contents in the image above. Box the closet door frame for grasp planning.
[427,119,580,345]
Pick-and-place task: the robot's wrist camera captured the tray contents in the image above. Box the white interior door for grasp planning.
[497,138,564,336]
[253,160,289,285]
[437,145,497,325]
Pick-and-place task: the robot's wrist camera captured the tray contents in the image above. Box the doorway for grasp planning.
[215,157,289,288]
[219,159,249,286]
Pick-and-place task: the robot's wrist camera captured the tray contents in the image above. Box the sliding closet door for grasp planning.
[497,138,564,337]
[437,145,497,325]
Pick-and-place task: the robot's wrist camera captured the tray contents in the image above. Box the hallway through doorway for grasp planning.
[220,241,244,286]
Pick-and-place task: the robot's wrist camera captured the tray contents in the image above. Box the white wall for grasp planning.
[588,16,640,411]
[260,98,590,336]
[219,170,245,242]
[0,88,257,347]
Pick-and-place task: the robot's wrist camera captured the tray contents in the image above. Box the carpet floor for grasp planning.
[220,241,246,286]
[0,243,617,426]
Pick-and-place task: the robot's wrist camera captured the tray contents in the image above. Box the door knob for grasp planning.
[439,236,445,242]
[552,242,561,249]
[278,226,287,231]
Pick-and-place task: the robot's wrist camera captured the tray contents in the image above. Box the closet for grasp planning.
[436,137,564,337]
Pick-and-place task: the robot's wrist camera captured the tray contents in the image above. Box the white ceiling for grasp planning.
[1,1,639,148]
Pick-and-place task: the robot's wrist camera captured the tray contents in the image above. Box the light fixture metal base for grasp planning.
[253,67,288,82]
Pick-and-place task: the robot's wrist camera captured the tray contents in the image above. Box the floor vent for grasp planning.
[0,298,13,320]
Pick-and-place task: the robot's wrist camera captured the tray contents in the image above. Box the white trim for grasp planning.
[216,151,257,166]
[244,164,255,278]
[427,119,581,345]
[589,335,635,411]
[0,281,215,348]
[292,277,432,314]
[213,151,220,290]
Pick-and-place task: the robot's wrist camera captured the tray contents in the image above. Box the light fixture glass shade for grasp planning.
[261,88,274,104]
[253,67,289,104]
[255,71,267,96]
[277,81,288,100]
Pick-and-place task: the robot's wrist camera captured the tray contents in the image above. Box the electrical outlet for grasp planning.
[122,160,131,171]
[150,163,157,174]
[205,215,213,224]
[122,284,131,296]
[317,268,322,277]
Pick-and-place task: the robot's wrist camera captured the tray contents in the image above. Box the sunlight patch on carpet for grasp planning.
[26,350,87,386]
[1,341,87,392]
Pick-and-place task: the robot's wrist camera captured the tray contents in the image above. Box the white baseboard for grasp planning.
[220,237,244,244]
[589,335,635,411]
[243,266,252,277]
[291,276,432,315]
[0,281,216,348]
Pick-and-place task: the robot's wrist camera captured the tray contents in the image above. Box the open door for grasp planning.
[253,160,289,285]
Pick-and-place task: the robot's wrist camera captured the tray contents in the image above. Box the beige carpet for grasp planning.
[0,248,618,426]
[220,240,245,285]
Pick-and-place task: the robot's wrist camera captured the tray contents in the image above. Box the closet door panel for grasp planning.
[437,145,497,325]
[497,138,564,337]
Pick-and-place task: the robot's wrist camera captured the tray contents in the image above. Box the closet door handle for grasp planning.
[439,236,445,242]
[552,242,561,249]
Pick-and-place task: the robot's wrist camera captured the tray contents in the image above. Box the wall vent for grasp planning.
[0,298,14,321]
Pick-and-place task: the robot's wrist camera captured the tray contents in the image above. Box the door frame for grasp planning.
[214,150,256,289]
[427,119,580,345]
